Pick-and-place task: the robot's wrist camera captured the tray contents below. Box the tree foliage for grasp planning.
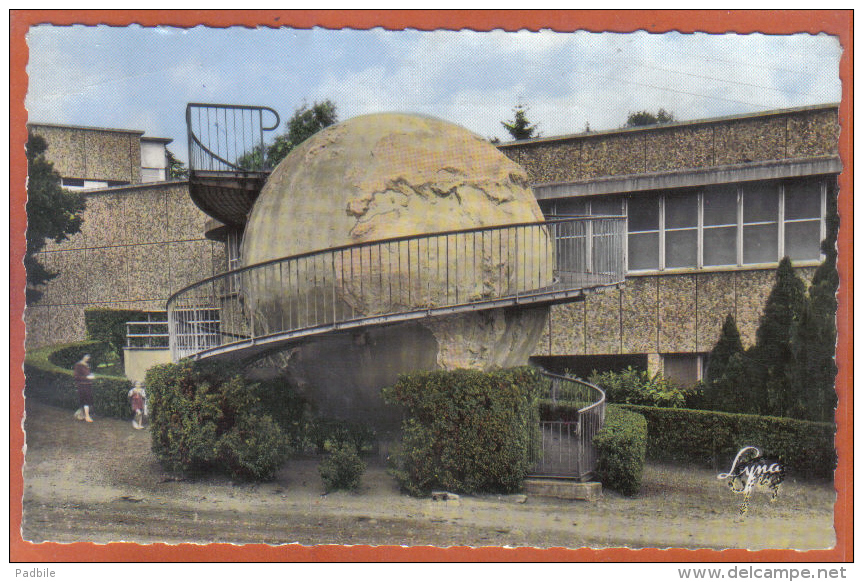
[501,104,540,140]
[238,100,338,170]
[625,108,675,127]
[703,315,750,414]
[166,148,188,179]
[25,131,87,303]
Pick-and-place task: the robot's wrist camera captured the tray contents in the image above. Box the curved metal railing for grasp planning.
[167,216,626,361]
[186,103,281,173]
[531,369,607,479]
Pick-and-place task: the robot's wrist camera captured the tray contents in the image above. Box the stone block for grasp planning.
[87,246,130,303]
[166,185,209,240]
[123,188,168,245]
[581,133,645,179]
[524,479,601,501]
[734,269,775,347]
[714,117,785,165]
[126,243,171,301]
[696,271,737,352]
[548,302,585,355]
[787,109,840,158]
[84,132,134,183]
[644,125,714,173]
[584,287,620,354]
[658,274,697,352]
[621,276,658,353]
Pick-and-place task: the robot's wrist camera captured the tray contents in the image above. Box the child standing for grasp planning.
[128,382,147,430]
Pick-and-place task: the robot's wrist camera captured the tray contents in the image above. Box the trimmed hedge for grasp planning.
[24,341,133,418]
[84,308,149,355]
[619,405,836,479]
[382,367,544,496]
[146,360,289,480]
[593,406,647,496]
[590,367,688,408]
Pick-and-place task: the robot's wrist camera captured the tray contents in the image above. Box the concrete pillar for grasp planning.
[647,352,663,377]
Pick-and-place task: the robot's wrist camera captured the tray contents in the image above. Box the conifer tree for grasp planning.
[796,186,839,422]
[749,257,807,417]
[704,315,749,413]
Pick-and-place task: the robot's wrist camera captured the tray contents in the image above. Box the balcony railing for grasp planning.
[167,216,626,362]
[529,370,607,480]
[186,103,281,174]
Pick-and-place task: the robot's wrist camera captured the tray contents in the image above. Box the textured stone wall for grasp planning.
[533,266,818,357]
[502,106,839,184]
[25,182,222,348]
[29,125,142,184]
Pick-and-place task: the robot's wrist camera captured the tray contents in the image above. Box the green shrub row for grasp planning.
[593,406,647,496]
[146,360,290,481]
[618,405,836,479]
[24,341,133,418]
[382,367,544,496]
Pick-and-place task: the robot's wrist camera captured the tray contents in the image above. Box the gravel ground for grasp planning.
[20,399,836,549]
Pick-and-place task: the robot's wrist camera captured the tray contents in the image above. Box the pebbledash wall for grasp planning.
[25,105,841,387]
[24,123,223,349]
[499,103,840,383]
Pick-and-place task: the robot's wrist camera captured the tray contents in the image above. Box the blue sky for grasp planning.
[26,25,842,163]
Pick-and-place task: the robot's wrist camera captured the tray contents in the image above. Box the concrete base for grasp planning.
[524,479,602,501]
[123,348,172,383]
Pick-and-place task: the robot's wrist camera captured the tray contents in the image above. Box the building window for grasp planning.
[703,185,738,267]
[623,176,829,273]
[61,177,85,187]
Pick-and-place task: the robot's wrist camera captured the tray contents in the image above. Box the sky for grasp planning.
[25,24,843,164]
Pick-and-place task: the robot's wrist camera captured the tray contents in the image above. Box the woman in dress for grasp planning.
[72,354,95,422]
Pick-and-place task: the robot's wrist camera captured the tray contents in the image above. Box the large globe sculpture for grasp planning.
[241,113,552,424]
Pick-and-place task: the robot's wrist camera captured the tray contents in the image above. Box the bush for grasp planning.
[84,308,149,356]
[593,406,647,496]
[382,367,544,496]
[319,443,366,492]
[618,405,836,479]
[146,360,289,480]
[252,378,312,452]
[25,341,133,418]
[308,418,377,455]
[590,367,687,408]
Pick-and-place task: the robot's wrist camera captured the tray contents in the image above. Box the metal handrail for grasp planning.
[531,369,607,479]
[186,103,281,173]
[167,216,626,361]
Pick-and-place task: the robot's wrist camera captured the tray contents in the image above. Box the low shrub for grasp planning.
[589,367,687,408]
[319,443,366,492]
[382,366,544,496]
[308,418,377,455]
[146,360,289,480]
[593,406,647,496]
[619,405,836,479]
[253,378,312,451]
[25,341,132,418]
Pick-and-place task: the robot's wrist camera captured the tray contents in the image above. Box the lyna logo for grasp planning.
[717,446,786,517]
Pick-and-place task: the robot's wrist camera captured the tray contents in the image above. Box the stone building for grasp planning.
[25,103,841,389]
[24,123,223,349]
[499,103,840,384]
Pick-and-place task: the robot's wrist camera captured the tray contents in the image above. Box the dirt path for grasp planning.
[21,400,836,549]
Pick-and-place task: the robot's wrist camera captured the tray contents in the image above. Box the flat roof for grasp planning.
[28,122,146,136]
[497,102,841,148]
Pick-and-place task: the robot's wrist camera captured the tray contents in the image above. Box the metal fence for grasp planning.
[125,313,169,349]
[167,216,626,361]
[186,103,281,173]
[530,370,607,480]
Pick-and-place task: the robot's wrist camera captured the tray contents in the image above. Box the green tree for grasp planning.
[749,257,808,417]
[795,187,839,422]
[166,148,188,179]
[501,104,540,140]
[625,108,675,127]
[704,315,750,413]
[25,131,86,303]
[237,100,338,170]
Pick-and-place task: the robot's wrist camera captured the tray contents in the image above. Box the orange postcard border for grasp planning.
[9,9,853,563]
